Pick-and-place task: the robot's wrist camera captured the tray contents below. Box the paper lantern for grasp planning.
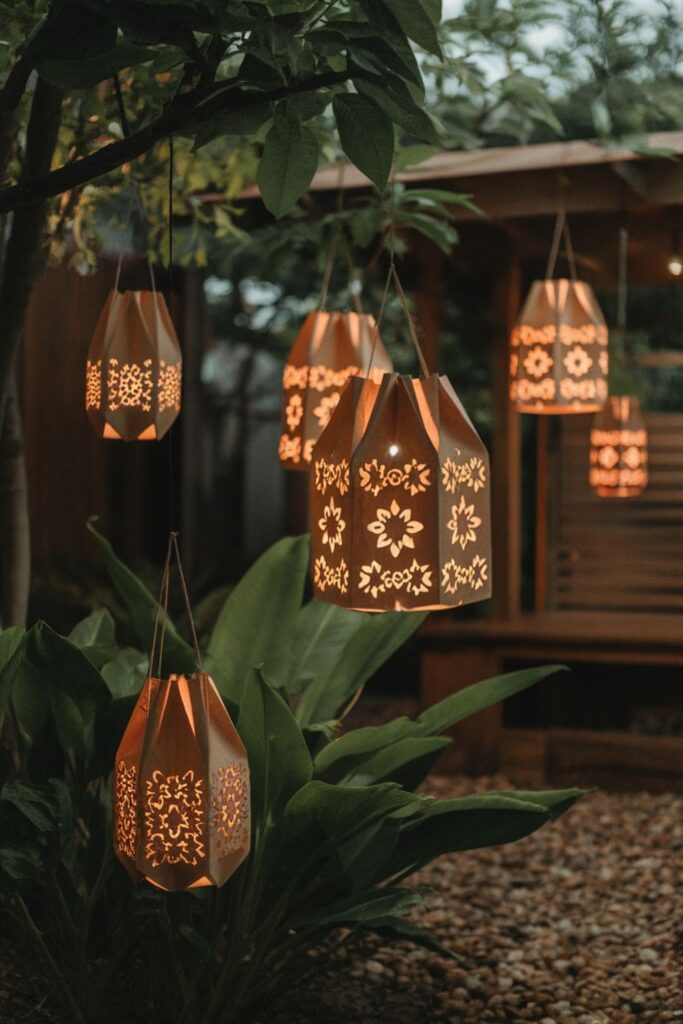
[114,672,250,891]
[311,372,492,611]
[279,311,393,470]
[589,395,648,498]
[510,278,609,414]
[86,289,182,440]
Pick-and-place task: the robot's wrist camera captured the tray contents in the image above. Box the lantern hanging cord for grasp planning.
[545,209,577,281]
[167,134,176,533]
[365,255,430,378]
[149,532,203,676]
[112,74,157,295]
[172,533,203,671]
[317,161,347,310]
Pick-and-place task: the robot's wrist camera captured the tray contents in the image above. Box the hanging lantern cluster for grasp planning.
[114,536,250,891]
[589,396,648,499]
[86,289,182,441]
[309,268,492,613]
[279,311,393,469]
[510,213,609,414]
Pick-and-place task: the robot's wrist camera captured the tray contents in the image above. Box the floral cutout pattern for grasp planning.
[359,458,431,497]
[447,494,482,550]
[313,392,340,429]
[85,360,102,410]
[108,359,154,413]
[285,394,303,432]
[318,497,346,552]
[115,761,137,860]
[313,555,349,594]
[442,554,489,594]
[158,362,182,413]
[144,769,205,868]
[211,763,250,857]
[314,458,350,495]
[358,559,433,600]
[367,500,424,558]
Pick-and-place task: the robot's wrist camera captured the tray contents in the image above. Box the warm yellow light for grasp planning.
[668,254,683,277]
[388,443,399,456]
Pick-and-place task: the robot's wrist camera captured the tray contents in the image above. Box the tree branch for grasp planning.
[0,70,353,214]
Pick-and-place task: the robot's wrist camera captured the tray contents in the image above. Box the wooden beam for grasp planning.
[490,238,521,619]
[534,416,550,612]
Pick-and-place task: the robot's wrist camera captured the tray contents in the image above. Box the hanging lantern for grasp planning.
[279,311,393,470]
[86,289,182,441]
[311,373,492,611]
[509,278,609,414]
[113,536,250,891]
[589,395,648,498]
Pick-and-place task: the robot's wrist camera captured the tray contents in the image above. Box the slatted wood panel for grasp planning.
[548,412,683,613]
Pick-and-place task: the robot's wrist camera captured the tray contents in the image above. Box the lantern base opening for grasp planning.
[514,402,604,415]
[595,485,644,499]
[103,423,158,441]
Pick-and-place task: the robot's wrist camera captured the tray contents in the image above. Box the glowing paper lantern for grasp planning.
[311,372,491,611]
[86,289,182,440]
[279,311,393,470]
[589,395,648,498]
[510,278,609,413]
[114,672,250,891]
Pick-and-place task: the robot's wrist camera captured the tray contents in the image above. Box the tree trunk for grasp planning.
[0,77,62,625]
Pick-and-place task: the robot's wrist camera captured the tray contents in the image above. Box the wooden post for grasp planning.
[414,237,444,374]
[535,416,550,611]
[490,237,522,619]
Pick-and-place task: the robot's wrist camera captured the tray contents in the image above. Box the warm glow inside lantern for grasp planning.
[114,672,250,891]
[510,278,609,414]
[279,311,393,469]
[311,372,492,611]
[589,395,648,498]
[86,289,182,441]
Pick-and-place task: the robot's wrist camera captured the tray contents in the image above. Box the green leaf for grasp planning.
[491,788,585,821]
[39,41,158,89]
[0,778,69,835]
[292,886,422,927]
[236,668,312,828]
[69,609,116,649]
[344,736,451,788]
[363,915,457,959]
[296,611,426,727]
[356,76,440,144]
[193,103,273,150]
[396,210,458,252]
[333,93,395,190]
[87,520,195,675]
[208,535,309,704]
[256,112,319,218]
[0,626,25,670]
[291,600,366,694]
[360,0,442,57]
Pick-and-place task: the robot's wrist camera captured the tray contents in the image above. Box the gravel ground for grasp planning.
[259,776,683,1024]
[2,776,681,1024]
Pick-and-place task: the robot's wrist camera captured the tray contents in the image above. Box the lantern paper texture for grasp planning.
[311,373,492,612]
[589,395,648,498]
[114,672,250,891]
[86,289,182,441]
[279,311,393,470]
[510,279,609,414]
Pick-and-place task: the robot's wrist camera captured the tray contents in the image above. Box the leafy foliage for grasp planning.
[0,527,581,1023]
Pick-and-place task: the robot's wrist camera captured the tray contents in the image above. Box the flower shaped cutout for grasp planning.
[285,394,303,432]
[563,346,593,378]
[441,457,460,494]
[359,459,385,496]
[471,554,489,591]
[318,497,345,553]
[523,346,553,380]
[467,456,487,493]
[405,559,432,596]
[313,392,340,428]
[358,560,386,598]
[367,499,424,558]
[403,459,431,496]
[447,494,482,550]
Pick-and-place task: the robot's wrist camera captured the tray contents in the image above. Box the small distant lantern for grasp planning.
[510,279,609,414]
[86,289,182,441]
[279,311,393,470]
[589,395,648,498]
[114,673,251,892]
[311,373,492,612]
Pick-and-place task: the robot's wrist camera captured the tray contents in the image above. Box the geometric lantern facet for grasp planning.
[311,372,492,611]
[114,672,250,891]
[589,395,648,498]
[279,311,393,470]
[86,289,182,441]
[510,278,609,414]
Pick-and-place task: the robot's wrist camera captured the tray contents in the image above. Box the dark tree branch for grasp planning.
[0,69,354,214]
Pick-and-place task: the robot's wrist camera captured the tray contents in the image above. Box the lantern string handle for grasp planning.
[149,533,174,678]
[171,533,204,671]
[545,209,578,281]
[365,260,392,377]
[148,532,203,677]
[366,258,430,378]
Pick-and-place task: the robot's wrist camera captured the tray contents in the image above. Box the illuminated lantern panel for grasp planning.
[114,673,250,891]
[86,290,182,441]
[589,395,649,499]
[279,311,393,470]
[311,373,492,612]
[510,278,609,414]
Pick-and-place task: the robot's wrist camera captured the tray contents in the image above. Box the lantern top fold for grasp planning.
[279,309,393,470]
[311,372,492,613]
[86,288,182,441]
[510,277,609,414]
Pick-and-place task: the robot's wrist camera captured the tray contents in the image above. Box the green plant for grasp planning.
[0,528,580,1023]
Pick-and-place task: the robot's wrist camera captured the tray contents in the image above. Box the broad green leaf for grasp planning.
[256,112,319,218]
[236,668,312,828]
[296,610,426,727]
[491,788,585,820]
[87,520,195,675]
[364,916,457,959]
[380,793,557,881]
[292,886,421,927]
[39,41,158,89]
[0,778,69,835]
[333,93,395,190]
[0,626,25,670]
[356,76,440,144]
[291,600,366,694]
[208,535,309,704]
[359,0,442,57]
[69,609,116,649]
[345,736,451,789]
[397,210,458,252]
[193,103,273,150]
